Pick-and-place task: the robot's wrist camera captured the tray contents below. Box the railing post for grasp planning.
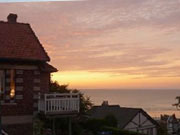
[77,94,80,112]
[70,92,72,111]
[42,93,80,114]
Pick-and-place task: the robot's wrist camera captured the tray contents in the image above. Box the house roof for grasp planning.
[88,103,158,128]
[40,63,58,73]
[0,14,50,62]
[167,114,178,123]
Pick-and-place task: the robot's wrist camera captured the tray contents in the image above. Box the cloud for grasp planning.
[50,43,171,69]
[1,0,180,80]
[0,0,80,2]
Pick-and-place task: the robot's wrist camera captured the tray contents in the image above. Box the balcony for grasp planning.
[38,93,80,115]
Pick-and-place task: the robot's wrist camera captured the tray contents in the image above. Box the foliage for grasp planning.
[157,121,168,135]
[83,118,108,133]
[83,117,147,135]
[104,114,118,127]
[72,120,84,135]
[101,126,146,135]
[84,118,144,135]
[172,96,180,110]
[50,82,69,93]
[36,81,147,135]
[50,81,93,115]
[33,117,44,135]
[83,116,118,134]
[34,81,93,135]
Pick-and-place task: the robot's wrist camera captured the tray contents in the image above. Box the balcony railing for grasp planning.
[38,93,80,115]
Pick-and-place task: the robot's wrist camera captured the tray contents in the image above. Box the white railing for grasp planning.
[38,93,80,115]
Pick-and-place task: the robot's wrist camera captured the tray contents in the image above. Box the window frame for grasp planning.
[0,70,5,95]
[0,69,17,104]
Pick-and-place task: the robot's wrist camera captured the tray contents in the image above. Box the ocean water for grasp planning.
[81,89,180,118]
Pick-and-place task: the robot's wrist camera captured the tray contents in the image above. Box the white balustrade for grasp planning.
[38,93,80,115]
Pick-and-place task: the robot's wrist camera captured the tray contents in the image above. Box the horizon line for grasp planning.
[78,88,180,90]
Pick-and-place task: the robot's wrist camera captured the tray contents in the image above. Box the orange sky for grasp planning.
[1,0,180,89]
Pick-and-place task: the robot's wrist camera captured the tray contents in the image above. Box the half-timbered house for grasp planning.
[88,101,158,135]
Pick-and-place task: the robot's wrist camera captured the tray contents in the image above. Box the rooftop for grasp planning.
[0,13,50,62]
[88,101,158,128]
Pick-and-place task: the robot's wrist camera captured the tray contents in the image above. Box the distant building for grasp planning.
[166,114,180,135]
[88,101,158,135]
[0,13,80,135]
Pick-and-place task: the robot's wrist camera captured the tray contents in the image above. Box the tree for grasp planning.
[104,114,118,127]
[172,96,180,110]
[50,81,93,115]
[34,81,93,135]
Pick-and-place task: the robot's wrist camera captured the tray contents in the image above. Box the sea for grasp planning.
[81,89,180,118]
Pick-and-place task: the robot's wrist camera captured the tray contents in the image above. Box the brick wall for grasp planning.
[1,70,50,116]
[3,123,33,135]
[2,70,50,132]
[0,65,51,135]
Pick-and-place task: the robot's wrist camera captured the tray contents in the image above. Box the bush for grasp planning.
[101,127,146,135]
[50,81,93,115]
[104,114,118,127]
[83,118,146,135]
[84,118,144,135]
[84,118,108,134]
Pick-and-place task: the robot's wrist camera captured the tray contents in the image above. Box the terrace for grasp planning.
[38,93,80,115]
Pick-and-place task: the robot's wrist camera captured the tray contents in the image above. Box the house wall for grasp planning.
[124,112,157,135]
[0,64,51,135]
[3,123,33,135]
[1,69,50,116]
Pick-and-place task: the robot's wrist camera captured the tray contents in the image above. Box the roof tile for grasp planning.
[0,21,50,62]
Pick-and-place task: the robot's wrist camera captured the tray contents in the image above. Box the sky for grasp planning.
[0,0,78,2]
[1,0,180,89]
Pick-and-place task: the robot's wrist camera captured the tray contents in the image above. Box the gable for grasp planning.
[0,14,50,62]
[140,112,154,126]
[88,105,158,131]
[124,112,156,130]
[88,106,140,129]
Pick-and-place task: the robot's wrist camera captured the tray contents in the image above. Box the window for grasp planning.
[0,70,5,95]
[10,69,15,99]
[0,69,16,102]
[147,128,153,135]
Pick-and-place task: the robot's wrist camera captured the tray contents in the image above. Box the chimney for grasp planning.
[7,13,18,23]
[102,101,109,106]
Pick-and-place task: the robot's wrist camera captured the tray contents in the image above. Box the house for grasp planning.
[160,114,180,135]
[88,101,158,135]
[0,13,79,135]
[166,114,180,135]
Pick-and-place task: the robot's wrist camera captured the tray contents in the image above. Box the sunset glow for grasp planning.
[52,71,180,89]
[1,0,180,89]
